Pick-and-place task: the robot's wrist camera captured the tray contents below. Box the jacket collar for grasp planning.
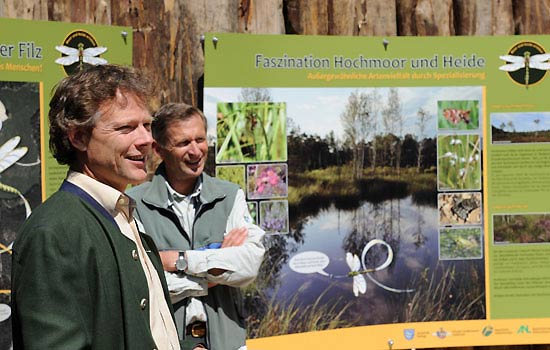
[141,163,226,209]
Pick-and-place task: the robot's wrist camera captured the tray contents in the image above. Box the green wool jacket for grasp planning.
[128,167,246,350]
[12,183,173,350]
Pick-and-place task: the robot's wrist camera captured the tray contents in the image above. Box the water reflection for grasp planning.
[249,187,486,337]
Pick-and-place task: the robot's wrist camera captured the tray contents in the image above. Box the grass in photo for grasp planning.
[216,102,287,163]
[439,227,482,260]
[247,201,258,225]
[437,100,480,130]
[216,164,246,190]
[437,134,481,191]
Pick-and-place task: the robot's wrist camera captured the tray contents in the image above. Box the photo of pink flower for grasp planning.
[247,163,288,200]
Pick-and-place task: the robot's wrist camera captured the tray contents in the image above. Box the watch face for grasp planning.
[176,253,187,271]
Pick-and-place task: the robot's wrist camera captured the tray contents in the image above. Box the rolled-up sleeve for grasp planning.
[185,189,265,287]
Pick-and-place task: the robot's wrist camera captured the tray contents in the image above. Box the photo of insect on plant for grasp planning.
[438,192,482,225]
[216,102,287,163]
[216,164,246,190]
[439,227,482,260]
[247,201,258,225]
[259,199,289,234]
[437,134,481,191]
[247,163,288,200]
[437,100,480,130]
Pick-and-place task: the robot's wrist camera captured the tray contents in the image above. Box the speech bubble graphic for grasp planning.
[289,251,330,276]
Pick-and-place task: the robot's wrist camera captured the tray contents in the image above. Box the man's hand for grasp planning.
[221,227,247,248]
[208,227,248,283]
[160,228,248,275]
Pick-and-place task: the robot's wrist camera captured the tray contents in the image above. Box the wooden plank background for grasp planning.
[2,1,550,349]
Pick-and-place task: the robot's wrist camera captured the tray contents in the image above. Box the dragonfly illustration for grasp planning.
[0,99,7,130]
[499,52,550,88]
[346,252,366,297]
[55,43,108,70]
[0,121,31,218]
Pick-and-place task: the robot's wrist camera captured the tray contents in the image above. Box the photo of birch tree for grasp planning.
[205,86,486,336]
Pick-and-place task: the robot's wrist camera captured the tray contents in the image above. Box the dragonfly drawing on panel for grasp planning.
[499,51,550,89]
[55,43,108,70]
[0,115,31,220]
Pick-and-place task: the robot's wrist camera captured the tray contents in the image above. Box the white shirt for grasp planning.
[162,178,265,350]
[67,171,180,350]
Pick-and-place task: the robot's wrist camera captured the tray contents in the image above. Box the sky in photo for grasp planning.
[204,86,483,143]
[490,112,550,132]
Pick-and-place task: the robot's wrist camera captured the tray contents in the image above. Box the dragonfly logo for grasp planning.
[498,41,550,89]
[54,30,108,76]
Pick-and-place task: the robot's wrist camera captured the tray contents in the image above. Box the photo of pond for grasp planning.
[204,86,486,338]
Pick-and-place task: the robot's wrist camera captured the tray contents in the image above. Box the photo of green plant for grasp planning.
[437,134,481,191]
[216,164,246,190]
[259,200,289,234]
[439,227,482,260]
[493,213,550,244]
[247,163,288,200]
[247,201,258,225]
[437,100,480,130]
[216,102,287,163]
[205,86,486,337]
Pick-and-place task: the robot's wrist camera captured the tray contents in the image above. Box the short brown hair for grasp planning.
[152,102,207,147]
[48,64,153,166]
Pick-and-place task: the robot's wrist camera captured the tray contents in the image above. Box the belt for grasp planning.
[186,321,207,338]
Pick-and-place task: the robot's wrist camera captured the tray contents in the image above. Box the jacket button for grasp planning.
[140,298,148,310]
[132,250,139,260]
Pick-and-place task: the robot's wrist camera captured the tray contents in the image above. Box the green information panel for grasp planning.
[204,33,550,349]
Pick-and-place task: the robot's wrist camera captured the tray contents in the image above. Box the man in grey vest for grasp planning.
[128,103,265,350]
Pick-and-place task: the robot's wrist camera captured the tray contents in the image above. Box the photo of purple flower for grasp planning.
[247,163,288,200]
[259,200,289,234]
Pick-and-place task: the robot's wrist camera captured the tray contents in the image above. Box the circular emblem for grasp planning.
[54,30,108,76]
[499,41,549,89]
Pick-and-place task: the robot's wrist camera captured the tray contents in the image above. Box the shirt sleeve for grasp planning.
[163,271,208,303]
[185,189,266,288]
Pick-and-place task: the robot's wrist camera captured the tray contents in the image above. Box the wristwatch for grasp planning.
[175,251,187,272]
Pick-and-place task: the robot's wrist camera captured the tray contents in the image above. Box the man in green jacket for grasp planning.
[128,103,265,350]
[11,64,180,350]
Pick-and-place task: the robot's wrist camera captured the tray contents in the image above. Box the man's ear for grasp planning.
[152,141,164,158]
[68,127,88,152]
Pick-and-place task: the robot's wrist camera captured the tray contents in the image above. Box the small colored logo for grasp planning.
[403,329,415,340]
[482,325,494,337]
[54,30,108,76]
[498,41,550,89]
[433,327,449,339]
[517,325,531,334]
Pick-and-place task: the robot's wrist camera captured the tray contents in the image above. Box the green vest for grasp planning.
[128,167,246,350]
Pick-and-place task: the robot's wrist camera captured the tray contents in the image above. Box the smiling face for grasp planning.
[71,91,153,192]
[155,113,208,195]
